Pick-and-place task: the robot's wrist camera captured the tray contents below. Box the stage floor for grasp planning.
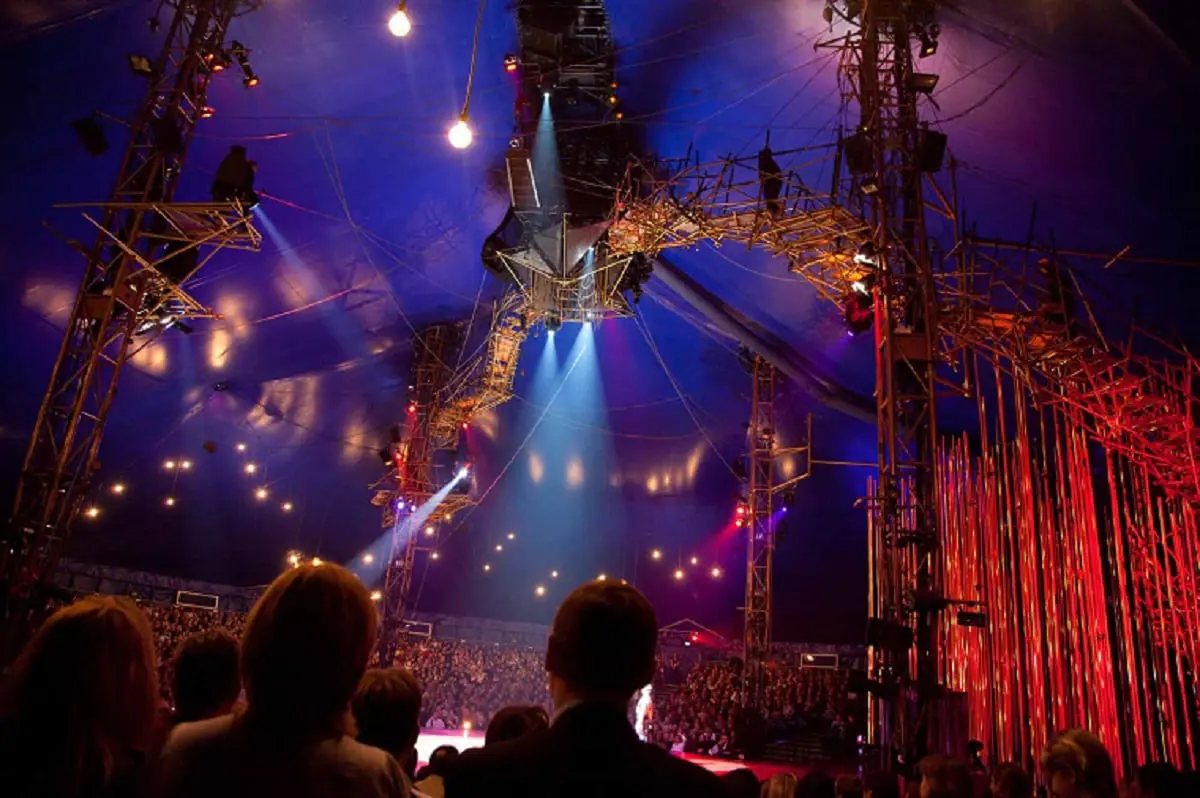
[415,729,800,781]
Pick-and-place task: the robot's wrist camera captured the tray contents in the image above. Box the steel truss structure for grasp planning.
[374,325,474,664]
[2,0,262,645]
[743,356,812,709]
[610,0,1198,773]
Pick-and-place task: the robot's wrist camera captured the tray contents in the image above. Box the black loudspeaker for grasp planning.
[734,707,767,760]
[916,129,948,173]
[866,617,913,651]
[72,117,109,156]
[843,132,873,175]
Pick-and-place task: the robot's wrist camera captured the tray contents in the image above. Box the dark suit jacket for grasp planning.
[441,703,731,798]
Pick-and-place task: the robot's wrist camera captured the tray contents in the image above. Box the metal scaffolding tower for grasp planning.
[375,325,470,664]
[2,0,262,646]
[743,354,812,711]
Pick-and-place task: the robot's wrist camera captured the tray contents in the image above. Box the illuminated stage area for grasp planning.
[2,0,1199,784]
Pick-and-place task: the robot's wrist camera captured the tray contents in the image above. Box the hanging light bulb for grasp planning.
[255,487,268,500]
[84,506,101,519]
[164,496,176,507]
[388,1,412,37]
[448,115,473,149]
[111,482,126,495]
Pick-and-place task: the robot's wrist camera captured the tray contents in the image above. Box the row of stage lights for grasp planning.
[384,2,622,150]
[81,441,295,520]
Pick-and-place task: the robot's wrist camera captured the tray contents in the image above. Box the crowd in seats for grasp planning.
[646,659,860,755]
[4,576,1199,798]
[394,638,549,730]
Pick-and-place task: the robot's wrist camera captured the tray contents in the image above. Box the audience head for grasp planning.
[424,744,459,776]
[724,768,761,798]
[352,667,422,760]
[993,763,1033,798]
[1041,730,1117,798]
[240,562,377,740]
[796,770,836,798]
[763,772,800,798]
[0,596,158,795]
[864,770,901,798]
[1131,762,1181,798]
[172,628,240,723]
[484,703,549,746]
[918,755,974,798]
[544,581,658,707]
[837,775,864,798]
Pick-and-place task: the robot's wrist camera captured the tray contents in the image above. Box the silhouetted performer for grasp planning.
[211,145,259,209]
[758,146,783,219]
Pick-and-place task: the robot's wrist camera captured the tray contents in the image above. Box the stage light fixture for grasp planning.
[164,459,177,470]
[111,483,126,495]
[287,551,301,567]
[255,487,268,500]
[919,36,937,57]
[597,574,607,581]
[128,54,154,78]
[550,570,559,579]
[370,590,383,601]
[484,563,491,572]
[503,53,519,72]
[312,557,323,566]
[180,459,193,470]
[651,548,662,560]
[711,567,722,578]
[673,569,684,581]
[431,551,440,560]
[448,116,473,149]
[236,442,247,452]
[388,2,412,37]
[245,463,258,475]
[424,525,435,536]
[363,553,374,565]
[535,585,546,597]
[164,496,176,507]
[690,556,699,566]
[407,402,417,414]
[911,73,939,94]
[495,544,503,552]
[200,106,215,119]
[84,506,101,519]
[458,465,470,479]
[507,532,515,540]
[281,501,293,512]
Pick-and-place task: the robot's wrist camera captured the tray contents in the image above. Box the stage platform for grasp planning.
[415,729,803,781]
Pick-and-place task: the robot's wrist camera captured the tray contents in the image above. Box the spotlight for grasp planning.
[370,590,383,601]
[287,552,301,567]
[180,459,192,470]
[164,496,176,507]
[431,551,440,560]
[496,544,503,552]
[673,569,684,581]
[281,501,293,512]
[200,106,215,119]
[911,73,940,94]
[424,525,435,536]
[484,563,491,572]
[597,574,606,581]
[462,422,469,430]
[388,2,412,37]
[448,116,473,149]
[690,556,698,566]
[650,549,662,560]
[919,36,938,57]
[503,53,519,72]
[243,75,260,88]
[229,41,259,88]
[245,463,258,475]
[128,54,154,77]
[164,459,177,470]
[458,466,470,479]
[407,403,417,415]
[606,94,618,106]
[735,517,746,528]
[535,585,546,597]
[508,136,522,149]
[84,506,101,519]
[507,532,515,541]
[255,487,268,500]
[854,242,878,266]
[111,483,126,495]
[236,442,247,452]
[362,553,375,565]
[550,570,558,579]
[711,567,722,578]
[312,557,323,566]
[444,513,453,521]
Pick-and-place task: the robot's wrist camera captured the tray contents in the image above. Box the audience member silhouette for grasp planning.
[918,755,973,798]
[764,772,800,798]
[992,763,1033,798]
[156,563,407,798]
[439,580,730,797]
[171,628,240,726]
[863,770,901,798]
[1041,730,1118,798]
[0,596,160,798]
[722,768,760,798]
[352,667,423,781]
[484,704,550,747]
[796,770,836,798]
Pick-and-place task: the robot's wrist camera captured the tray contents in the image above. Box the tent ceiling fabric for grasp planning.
[0,0,1196,640]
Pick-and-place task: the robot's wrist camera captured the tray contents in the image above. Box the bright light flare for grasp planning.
[597,573,606,581]
[111,483,126,495]
[495,544,503,552]
[370,590,383,601]
[457,466,470,479]
[674,568,685,581]
[180,459,192,470]
[424,525,435,536]
[363,553,375,565]
[84,506,100,519]
[483,563,491,572]
[281,501,293,512]
[431,551,440,560]
[236,443,247,452]
[711,567,722,578]
[506,532,515,541]
[387,5,411,37]
[650,548,662,560]
[312,557,323,566]
[164,496,176,507]
[164,459,177,470]
[245,463,258,475]
[255,487,269,500]
[448,117,473,149]
[535,585,546,597]
[690,556,699,566]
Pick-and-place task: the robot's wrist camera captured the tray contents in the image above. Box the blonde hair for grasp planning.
[0,595,159,795]
[1041,729,1117,798]
[240,562,377,740]
[762,772,799,798]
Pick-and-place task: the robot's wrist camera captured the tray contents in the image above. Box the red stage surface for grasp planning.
[415,729,810,781]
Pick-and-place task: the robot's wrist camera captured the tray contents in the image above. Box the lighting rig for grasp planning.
[480,0,650,330]
[2,0,264,655]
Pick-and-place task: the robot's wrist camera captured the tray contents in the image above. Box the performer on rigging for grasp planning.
[211,145,259,209]
[758,146,784,219]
